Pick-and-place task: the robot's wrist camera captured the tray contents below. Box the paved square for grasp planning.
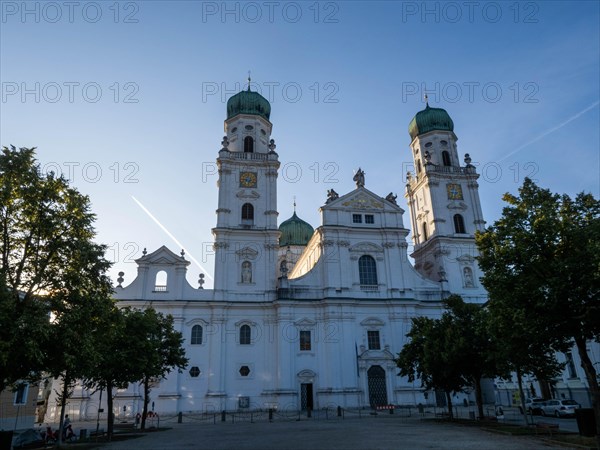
[99,416,571,450]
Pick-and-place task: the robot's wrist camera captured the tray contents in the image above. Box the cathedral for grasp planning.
[48,86,494,418]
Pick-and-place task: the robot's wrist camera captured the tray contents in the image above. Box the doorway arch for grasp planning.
[367,365,388,408]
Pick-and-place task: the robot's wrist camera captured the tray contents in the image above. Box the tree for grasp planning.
[126,309,188,430]
[442,296,498,420]
[397,296,499,419]
[486,293,563,423]
[0,146,114,444]
[476,178,600,444]
[82,306,132,440]
[396,314,466,419]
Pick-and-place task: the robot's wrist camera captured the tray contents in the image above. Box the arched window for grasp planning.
[191,325,203,345]
[240,324,251,345]
[422,222,428,241]
[442,151,451,166]
[358,255,378,286]
[154,270,167,292]
[453,214,466,234]
[417,160,422,174]
[241,203,254,225]
[244,136,254,153]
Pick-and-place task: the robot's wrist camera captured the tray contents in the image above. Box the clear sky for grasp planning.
[1,1,599,288]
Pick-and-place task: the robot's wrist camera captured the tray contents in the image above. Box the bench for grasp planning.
[89,428,105,438]
[480,416,498,422]
[113,422,136,431]
[535,422,559,436]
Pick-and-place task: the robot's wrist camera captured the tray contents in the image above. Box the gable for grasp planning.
[322,187,402,212]
[136,245,191,267]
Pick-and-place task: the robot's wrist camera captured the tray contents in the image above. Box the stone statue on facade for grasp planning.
[463,267,474,287]
[326,189,339,203]
[241,261,252,283]
[353,168,365,187]
[385,192,398,205]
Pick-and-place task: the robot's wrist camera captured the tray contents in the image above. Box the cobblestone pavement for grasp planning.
[95,415,575,450]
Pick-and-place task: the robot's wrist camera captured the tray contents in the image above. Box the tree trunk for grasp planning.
[106,382,114,441]
[574,337,600,449]
[141,378,150,430]
[474,377,484,419]
[445,391,454,420]
[516,368,529,425]
[57,372,70,447]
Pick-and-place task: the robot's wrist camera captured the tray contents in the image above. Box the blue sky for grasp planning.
[1,1,599,288]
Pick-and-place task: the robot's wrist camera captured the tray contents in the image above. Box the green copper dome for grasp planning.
[279,212,314,246]
[226,88,271,121]
[408,104,454,140]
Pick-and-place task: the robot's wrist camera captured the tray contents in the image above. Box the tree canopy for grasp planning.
[1,146,112,395]
[476,178,600,440]
[396,295,495,418]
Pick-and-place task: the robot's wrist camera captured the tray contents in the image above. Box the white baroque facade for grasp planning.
[46,91,506,421]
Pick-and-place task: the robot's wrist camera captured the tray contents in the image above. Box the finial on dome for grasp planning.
[293,196,296,214]
[247,70,251,92]
[424,93,429,107]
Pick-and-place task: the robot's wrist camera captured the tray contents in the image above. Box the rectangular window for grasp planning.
[566,352,577,378]
[352,214,362,223]
[367,331,380,350]
[365,214,374,224]
[300,330,311,351]
[14,383,28,405]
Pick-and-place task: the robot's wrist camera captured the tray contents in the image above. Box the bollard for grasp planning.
[221,410,226,422]
[268,408,273,422]
[337,406,342,417]
[390,406,394,415]
[178,412,182,423]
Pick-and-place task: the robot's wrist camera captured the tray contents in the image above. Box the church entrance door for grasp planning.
[301,383,313,410]
[367,365,388,408]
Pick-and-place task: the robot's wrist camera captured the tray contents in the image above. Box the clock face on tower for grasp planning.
[239,171,257,188]
[447,183,463,200]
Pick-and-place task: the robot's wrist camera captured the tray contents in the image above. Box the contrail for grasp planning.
[131,195,214,282]
[499,100,600,162]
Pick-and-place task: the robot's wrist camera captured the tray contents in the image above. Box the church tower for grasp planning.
[404,102,487,300]
[212,83,280,299]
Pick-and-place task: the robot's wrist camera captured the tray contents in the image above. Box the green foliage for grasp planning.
[397,315,465,395]
[1,146,113,394]
[122,308,187,429]
[476,178,600,440]
[1,146,116,446]
[396,295,498,418]
[476,178,600,348]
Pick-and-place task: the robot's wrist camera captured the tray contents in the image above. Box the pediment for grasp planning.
[294,318,316,327]
[341,192,384,210]
[360,317,385,327]
[447,201,468,211]
[349,242,384,253]
[235,319,257,327]
[456,254,475,264]
[236,190,260,199]
[235,246,259,260]
[185,318,209,327]
[322,187,402,212]
[136,245,190,267]
[297,369,316,378]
